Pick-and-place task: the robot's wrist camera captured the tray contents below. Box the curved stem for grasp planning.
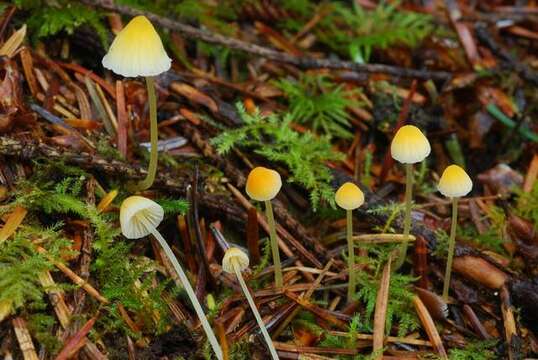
[264,200,283,288]
[233,261,279,360]
[394,163,413,271]
[442,197,458,301]
[148,226,223,360]
[131,76,158,191]
[346,209,355,301]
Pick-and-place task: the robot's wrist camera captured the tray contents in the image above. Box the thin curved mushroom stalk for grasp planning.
[142,219,224,360]
[120,196,223,360]
[223,248,279,359]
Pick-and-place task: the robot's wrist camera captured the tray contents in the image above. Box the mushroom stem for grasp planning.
[394,163,414,270]
[146,224,223,360]
[442,197,458,301]
[264,200,283,288]
[346,209,355,301]
[232,260,279,360]
[132,76,159,191]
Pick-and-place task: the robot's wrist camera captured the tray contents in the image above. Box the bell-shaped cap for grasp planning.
[335,182,364,210]
[438,165,473,198]
[245,167,282,201]
[222,247,250,273]
[102,16,171,77]
[120,196,164,239]
[390,125,431,164]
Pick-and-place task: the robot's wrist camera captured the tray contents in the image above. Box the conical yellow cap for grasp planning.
[390,125,431,164]
[438,165,473,198]
[245,167,282,201]
[335,182,364,210]
[102,16,171,77]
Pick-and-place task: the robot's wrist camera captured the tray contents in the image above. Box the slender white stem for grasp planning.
[148,227,223,360]
[233,261,279,360]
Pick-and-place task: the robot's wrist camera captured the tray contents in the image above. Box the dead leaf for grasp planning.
[477,164,524,195]
[170,82,218,113]
[0,25,27,58]
[477,86,517,117]
[413,295,448,359]
[0,206,28,244]
[453,256,508,289]
[0,60,23,133]
[372,258,391,358]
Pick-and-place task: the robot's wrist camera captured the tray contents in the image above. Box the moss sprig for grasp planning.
[212,103,343,209]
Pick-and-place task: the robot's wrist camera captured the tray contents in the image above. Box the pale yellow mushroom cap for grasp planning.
[120,196,164,239]
[102,16,171,77]
[245,167,282,201]
[335,182,364,210]
[222,247,250,273]
[390,125,431,164]
[437,165,473,198]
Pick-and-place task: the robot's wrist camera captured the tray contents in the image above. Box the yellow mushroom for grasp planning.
[390,125,431,270]
[246,167,282,202]
[390,125,431,164]
[120,196,223,360]
[437,165,473,301]
[437,165,473,198]
[245,167,283,288]
[103,16,171,191]
[335,182,365,211]
[335,182,364,301]
[222,248,279,360]
[102,16,171,77]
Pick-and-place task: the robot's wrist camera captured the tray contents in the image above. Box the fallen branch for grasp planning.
[84,0,452,80]
[0,136,246,225]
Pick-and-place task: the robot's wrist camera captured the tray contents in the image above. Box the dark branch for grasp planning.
[0,136,245,225]
[84,0,453,81]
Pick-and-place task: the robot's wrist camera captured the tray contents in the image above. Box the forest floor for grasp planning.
[0,0,537,359]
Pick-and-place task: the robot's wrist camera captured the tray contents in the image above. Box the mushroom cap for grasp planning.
[222,247,250,273]
[245,167,282,201]
[438,165,473,198]
[102,16,171,77]
[120,196,164,239]
[335,182,365,210]
[390,125,431,164]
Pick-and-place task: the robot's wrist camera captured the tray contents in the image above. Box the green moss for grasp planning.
[0,223,70,314]
[353,245,419,337]
[274,74,362,139]
[515,181,538,228]
[14,0,108,46]
[229,339,252,360]
[212,103,344,209]
[156,198,189,216]
[447,340,497,360]
[277,1,434,63]
[27,313,62,354]
[6,164,174,337]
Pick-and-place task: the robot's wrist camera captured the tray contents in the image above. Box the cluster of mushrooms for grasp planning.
[104,15,473,360]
